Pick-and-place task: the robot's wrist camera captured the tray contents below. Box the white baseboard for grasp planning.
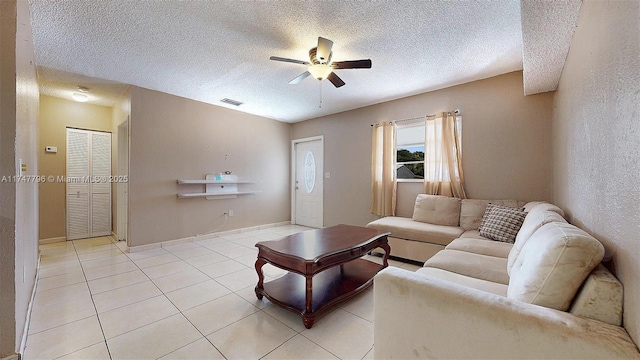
[126,221,292,253]
[38,236,66,245]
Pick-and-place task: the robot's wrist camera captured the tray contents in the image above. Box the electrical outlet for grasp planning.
[228,210,234,217]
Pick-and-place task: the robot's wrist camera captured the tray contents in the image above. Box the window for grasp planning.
[396,123,425,181]
[395,115,462,182]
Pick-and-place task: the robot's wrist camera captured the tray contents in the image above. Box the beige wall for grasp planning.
[38,95,113,240]
[552,0,640,345]
[128,87,291,247]
[0,0,39,356]
[291,71,553,226]
[111,88,131,236]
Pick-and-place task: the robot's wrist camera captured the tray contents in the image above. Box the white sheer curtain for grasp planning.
[423,112,467,198]
[370,121,397,216]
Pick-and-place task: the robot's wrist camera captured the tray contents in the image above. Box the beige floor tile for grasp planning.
[126,247,170,260]
[217,245,257,259]
[158,338,224,360]
[219,233,252,241]
[80,253,132,269]
[132,253,181,268]
[214,268,258,292]
[172,246,215,260]
[107,314,202,360]
[57,341,111,360]
[73,237,113,247]
[262,263,288,278]
[301,309,374,360]
[37,261,83,279]
[39,254,79,268]
[77,248,124,262]
[22,316,104,360]
[183,293,259,335]
[99,295,179,339]
[29,284,95,334]
[165,279,231,311]
[87,269,149,294]
[339,288,374,322]
[83,260,139,281]
[263,334,339,359]
[362,347,374,360]
[183,252,229,268]
[233,253,258,268]
[230,236,260,248]
[39,243,77,258]
[194,237,230,248]
[234,284,272,309]
[199,259,246,279]
[152,268,209,293]
[36,269,86,292]
[33,282,89,306]
[263,305,306,332]
[204,241,243,252]
[114,241,127,251]
[207,311,296,360]
[92,280,162,313]
[74,243,118,255]
[162,242,201,253]
[142,260,194,279]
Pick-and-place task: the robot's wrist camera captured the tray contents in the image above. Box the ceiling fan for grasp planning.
[270,37,372,88]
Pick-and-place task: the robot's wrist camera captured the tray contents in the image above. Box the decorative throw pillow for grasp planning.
[478,203,527,243]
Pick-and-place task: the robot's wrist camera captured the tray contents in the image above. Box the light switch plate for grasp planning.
[325,172,331,179]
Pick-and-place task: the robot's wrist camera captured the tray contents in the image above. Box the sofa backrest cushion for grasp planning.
[459,199,522,230]
[412,194,461,226]
[507,207,567,275]
[523,201,565,217]
[507,222,604,311]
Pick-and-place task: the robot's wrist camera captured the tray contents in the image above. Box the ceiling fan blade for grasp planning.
[289,71,311,84]
[270,56,309,65]
[316,37,334,63]
[331,59,372,69]
[327,72,345,88]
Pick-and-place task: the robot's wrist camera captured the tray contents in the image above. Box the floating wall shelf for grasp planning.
[177,174,260,199]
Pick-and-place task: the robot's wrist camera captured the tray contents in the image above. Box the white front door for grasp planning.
[66,128,112,240]
[116,119,129,241]
[292,137,323,228]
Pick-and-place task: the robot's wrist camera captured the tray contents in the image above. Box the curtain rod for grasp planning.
[370,110,460,126]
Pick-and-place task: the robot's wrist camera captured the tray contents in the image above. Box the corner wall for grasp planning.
[128,87,291,247]
[291,71,554,226]
[38,95,113,241]
[552,0,640,345]
[0,0,39,355]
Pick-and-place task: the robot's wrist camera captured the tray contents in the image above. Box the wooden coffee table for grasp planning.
[254,224,390,328]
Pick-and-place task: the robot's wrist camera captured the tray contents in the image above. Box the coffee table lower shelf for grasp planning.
[255,258,382,328]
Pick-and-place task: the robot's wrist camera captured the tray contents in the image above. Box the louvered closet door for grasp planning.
[67,130,90,240]
[66,128,112,240]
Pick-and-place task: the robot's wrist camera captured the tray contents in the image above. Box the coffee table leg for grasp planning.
[303,275,314,329]
[380,242,391,268]
[254,258,267,299]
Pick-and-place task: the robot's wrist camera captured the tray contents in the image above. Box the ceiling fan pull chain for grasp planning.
[319,80,323,108]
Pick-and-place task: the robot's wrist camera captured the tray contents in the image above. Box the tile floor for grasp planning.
[25,225,421,360]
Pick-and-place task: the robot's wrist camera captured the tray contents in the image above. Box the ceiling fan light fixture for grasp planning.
[307,64,332,80]
[72,92,88,102]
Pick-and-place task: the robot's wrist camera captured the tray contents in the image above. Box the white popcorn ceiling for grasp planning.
[28,0,581,123]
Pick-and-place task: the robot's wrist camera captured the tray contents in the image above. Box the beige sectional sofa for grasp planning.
[366,194,527,262]
[371,196,640,359]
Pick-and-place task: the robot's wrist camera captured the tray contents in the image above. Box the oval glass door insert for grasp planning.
[304,151,316,193]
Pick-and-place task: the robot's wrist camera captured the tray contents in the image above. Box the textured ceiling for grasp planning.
[28,0,580,123]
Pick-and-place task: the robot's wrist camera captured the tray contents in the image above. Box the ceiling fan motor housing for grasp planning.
[309,47,332,65]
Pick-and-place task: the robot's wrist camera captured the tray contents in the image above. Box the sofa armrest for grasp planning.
[374,267,640,359]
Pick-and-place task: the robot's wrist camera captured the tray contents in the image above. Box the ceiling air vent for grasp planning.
[220,98,243,106]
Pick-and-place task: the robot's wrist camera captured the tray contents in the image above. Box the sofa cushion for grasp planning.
[507,209,567,275]
[478,203,526,243]
[412,194,461,226]
[416,267,508,296]
[459,199,523,230]
[446,237,513,258]
[424,249,510,285]
[523,201,565,217]
[366,217,464,246]
[507,222,605,311]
